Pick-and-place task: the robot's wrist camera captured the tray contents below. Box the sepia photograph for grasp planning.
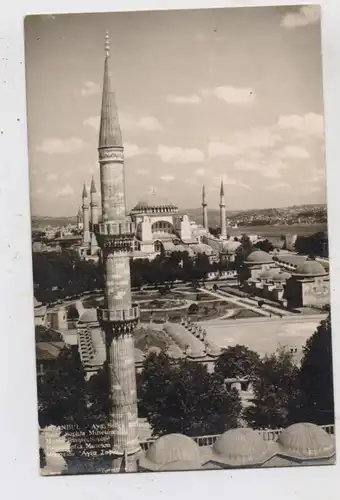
[24,4,335,476]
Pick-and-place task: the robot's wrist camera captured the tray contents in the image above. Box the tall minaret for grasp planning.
[220,179,227,239]
[95,32,140,473]
[77,207,82,230]
[202,184,208,231]
[90,176,100,230]
[82,183,91,244]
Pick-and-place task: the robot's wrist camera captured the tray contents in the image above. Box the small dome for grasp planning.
[246,250,273,264]
[294,260,326,276]
[141,434,202,471]
[278,423,335,459]
[222,240,241,253]
[271,271,291,282]
[212,428,272,466]
[191,243,215,256]
[79,308,98,323]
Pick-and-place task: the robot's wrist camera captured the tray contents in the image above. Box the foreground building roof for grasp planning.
[138,423,335,472]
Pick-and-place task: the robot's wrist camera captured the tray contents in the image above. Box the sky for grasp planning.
[24,5,327,217]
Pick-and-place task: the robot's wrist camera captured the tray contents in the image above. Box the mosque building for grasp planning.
[76,164,234,263]
[241,250,330,309]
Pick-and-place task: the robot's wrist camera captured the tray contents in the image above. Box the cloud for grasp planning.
[160,174,175,182]
[195,168,206,176]
[209,141,237,157]
[278,113,324,137]
[83,116,99,131]
[124,143,149,158]
[281,5,320,29]
[157,145,205,163]
[56,184,74,197]
[265,182,291,191]
[214,174,251,191]
[46,173,57,182]
[208,128,281,158]
[135,168,150,176]
[80,81,101,97]
[120,113,162,131]
[167,94,201,104]
[212,86,255,104]
[36,137,85,154]
[300,168,325,184]
[277,145,310,159]
[234,158,288,179]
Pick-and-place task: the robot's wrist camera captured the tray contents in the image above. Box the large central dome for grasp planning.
[131,192,178,214]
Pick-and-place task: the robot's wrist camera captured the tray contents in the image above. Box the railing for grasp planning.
[97,305,140,323]
[139,424,335,450]
[97,221,136,236]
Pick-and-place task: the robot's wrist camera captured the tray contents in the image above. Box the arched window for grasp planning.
[152,221,173,234]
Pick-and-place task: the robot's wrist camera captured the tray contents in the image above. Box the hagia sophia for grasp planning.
[77,171,229,262]
[37,33,333,476]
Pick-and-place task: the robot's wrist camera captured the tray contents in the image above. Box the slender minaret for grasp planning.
[95,32,140,473]
[220,179,227,239]
[90,176,100,230]
[82,183,91,244]
[202,184,208,231]
[76,207,82,230]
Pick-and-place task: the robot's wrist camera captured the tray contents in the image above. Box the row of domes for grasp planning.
[246,250,326,276]
[139,423,335,471]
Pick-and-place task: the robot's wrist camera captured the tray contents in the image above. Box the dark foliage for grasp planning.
[137,351,242,437]
[215,345,261,380]
[33,251,104,304]
[295,314,334,425]
[294,231,328,258]
[244,347,300,429]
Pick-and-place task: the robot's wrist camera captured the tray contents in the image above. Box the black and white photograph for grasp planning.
[24,4,335,476]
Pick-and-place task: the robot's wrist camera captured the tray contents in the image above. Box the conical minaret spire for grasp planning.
[219,178,227,239]
[99,31,122,150]
[95,32,140,473]
[202,184,208,231]
[90,176,99,229]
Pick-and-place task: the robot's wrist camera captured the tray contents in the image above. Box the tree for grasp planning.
[296,315,334,425]
[253,239,274,253]
[244,347,299,429]
[138,351,242,437]
[37,346,88,428]
[294,231,329,258]
[234,234,253,281]
[215,345,261,380]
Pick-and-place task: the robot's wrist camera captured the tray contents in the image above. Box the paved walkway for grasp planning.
[197,287,271,317]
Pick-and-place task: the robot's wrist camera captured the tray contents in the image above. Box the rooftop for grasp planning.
[131,192,178,214]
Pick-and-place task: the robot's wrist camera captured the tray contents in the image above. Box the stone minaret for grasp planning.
[82,183,91,244]
[77,208,82,230]
[95,32,140,473]
[90,177,100,230]
[220,179,227,239]
[202,184,208,231]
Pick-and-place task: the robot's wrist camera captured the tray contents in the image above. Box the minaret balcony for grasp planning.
[97,305,140,324]
[96,221,136,237]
